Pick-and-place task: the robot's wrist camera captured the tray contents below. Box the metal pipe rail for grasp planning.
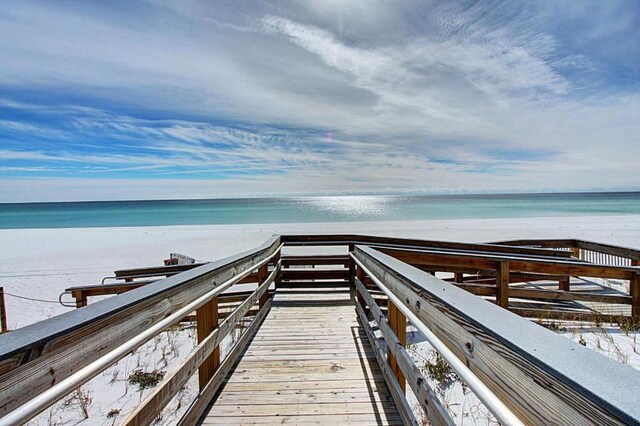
[0,245,282,425]
[352,245,640,425]
[351,253,524,426]
[0,236,283,423]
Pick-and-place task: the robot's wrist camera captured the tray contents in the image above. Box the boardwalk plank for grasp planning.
[198,286,399,425]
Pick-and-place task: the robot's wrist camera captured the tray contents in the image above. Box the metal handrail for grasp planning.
[350,253,525,426]
[0,244,282,425]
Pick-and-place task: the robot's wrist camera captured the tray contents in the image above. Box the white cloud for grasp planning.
[0,1,639,201]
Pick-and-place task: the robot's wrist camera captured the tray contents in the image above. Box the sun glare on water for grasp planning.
[305,196,392,218]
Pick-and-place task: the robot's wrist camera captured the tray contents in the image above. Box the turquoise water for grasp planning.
[1,192,639,229]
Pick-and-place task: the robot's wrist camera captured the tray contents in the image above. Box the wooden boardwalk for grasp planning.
[199,285,402,425]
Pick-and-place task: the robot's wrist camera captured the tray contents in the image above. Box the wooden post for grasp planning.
[571,247,580,259]
[355,266,367,314]
[632,273,640,329]
[496,261,509,308]
[72,290,87,308]
[387,300,406,394]
[197,296,219,390]
[348,243,355,290]
[632,259,639,268]
[454,272,463,283]
[272,249,281,290]
[0,287,7,333]
[559,276,570,291]
[258,264,269,308]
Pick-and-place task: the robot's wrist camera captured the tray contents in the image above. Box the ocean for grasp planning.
[1,192,639,229]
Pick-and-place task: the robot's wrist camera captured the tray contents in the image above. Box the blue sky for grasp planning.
[0,1,639,202]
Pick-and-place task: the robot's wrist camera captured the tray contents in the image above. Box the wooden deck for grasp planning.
[198,286,402,425]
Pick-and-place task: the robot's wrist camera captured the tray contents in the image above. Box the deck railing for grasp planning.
[1,234,640,425]
[0,236,282,425]
[352,245,640,425]
[493,238,640,267]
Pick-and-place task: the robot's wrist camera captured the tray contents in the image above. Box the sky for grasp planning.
[0,0,639,202]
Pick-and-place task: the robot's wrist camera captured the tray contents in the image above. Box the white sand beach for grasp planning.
[2,214,640,329]
[2,215,640,425]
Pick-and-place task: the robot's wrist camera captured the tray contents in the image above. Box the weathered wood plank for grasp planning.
[355,278,453,426]
[123,267,277,426]
[378,246,636,280]
[355,299,417,426]
[281,234,573,258]
[355,245,640,425]
[200,413,403,425]
[179,300,271,426]
[0,236,281,419]
[496,261,509,308]
[197,297,219,390]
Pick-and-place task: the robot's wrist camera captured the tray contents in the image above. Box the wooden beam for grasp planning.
[379,246,636,280]
[455,283,633,305]
[559,276,570,291]
[0,288,7,334]
[632,273,640,328]
[280,269,348,281]
[496,261,509,308]
[196,297,219,390]
[281,234,573,258]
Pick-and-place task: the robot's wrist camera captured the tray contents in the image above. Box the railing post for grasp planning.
[272,248,281,290]
[454,272,463,283]
[258,263,269,308]
[571,247,580,259]
[197,296,219,390]
[632,273,640,329]
[348,243,355,291]
[559,276,570,291]
[387,300,407,394]
[496,261,509,308]
[72,290,87,308]
[355,265,368,315]
[0,287,7,333]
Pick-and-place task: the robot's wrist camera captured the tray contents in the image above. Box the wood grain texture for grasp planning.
[355,278,453,426]
[124,268,277,426]
[0,236,281,419]
[197,297,219,390]
[199,277,401,425]
[355,245,640,425]
[180,300,271,426]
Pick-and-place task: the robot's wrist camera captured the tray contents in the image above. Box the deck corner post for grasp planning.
[559,276,570,291]
[197,296,220,390]
[632,273,640,329]
[496,261,510,308]
[72,290,87,308]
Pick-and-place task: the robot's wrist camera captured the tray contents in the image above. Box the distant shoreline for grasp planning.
[1,192,639,230]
